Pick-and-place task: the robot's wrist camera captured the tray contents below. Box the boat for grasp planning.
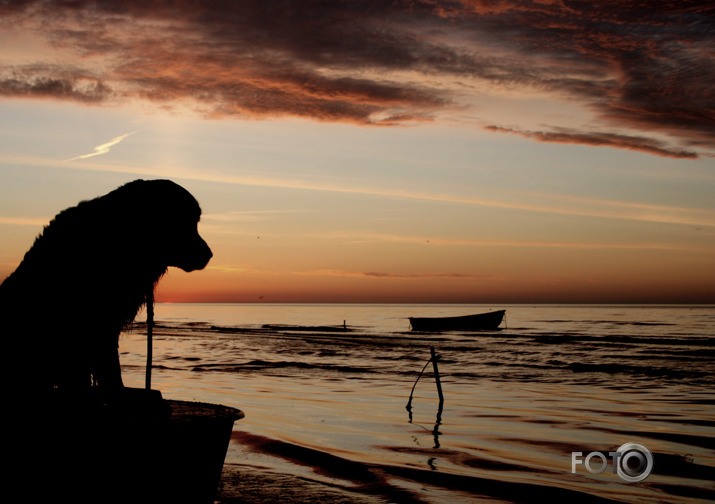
[409,310,506,332]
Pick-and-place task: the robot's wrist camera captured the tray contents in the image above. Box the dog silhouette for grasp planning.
[0,179,212,394]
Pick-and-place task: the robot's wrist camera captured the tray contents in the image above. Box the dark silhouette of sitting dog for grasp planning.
[0,179,212,395]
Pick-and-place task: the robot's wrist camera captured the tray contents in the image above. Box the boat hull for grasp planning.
[409,310,505,331]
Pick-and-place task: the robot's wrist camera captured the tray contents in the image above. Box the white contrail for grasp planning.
[65,131,137,161]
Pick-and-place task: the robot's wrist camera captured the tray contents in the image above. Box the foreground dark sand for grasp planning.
[217,465,384,504]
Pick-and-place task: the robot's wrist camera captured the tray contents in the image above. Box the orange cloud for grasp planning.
[0,0,712,156]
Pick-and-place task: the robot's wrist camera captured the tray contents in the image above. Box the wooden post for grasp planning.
[430,346,444,410]
[145,288,154,390]
[407,347,446,424]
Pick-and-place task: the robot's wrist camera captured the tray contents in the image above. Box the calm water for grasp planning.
[119,304,715,503]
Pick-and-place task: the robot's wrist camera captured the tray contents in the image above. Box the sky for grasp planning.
[0,0,713,304]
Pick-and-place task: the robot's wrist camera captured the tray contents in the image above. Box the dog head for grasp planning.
[106,179,213,272]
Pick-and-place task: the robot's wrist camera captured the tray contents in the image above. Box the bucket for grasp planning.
[10,388,244,504]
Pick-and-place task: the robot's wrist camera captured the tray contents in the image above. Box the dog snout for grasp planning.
[175,236,212,272]
[199,239,213,267]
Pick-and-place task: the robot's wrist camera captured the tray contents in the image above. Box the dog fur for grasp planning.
[0,179,212,394]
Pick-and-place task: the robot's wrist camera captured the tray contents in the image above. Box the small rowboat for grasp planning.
[409,310,506,332]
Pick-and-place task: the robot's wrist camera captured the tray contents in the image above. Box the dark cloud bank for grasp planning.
[1,0,713,158]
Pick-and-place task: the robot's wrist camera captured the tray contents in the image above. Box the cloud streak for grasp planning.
[65,131,137,161]
[294,269,505,281]
[4,153,714,228]
[0,216,49,226]
[1,1,712,157]
[326,232,699,252]
[485,126,699,159]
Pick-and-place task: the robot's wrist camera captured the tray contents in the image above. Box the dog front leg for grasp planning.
[92,337,124,390]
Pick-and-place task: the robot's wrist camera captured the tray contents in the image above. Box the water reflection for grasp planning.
[119,304,715,504]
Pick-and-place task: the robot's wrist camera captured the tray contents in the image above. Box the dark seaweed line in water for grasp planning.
[567,362,710,380]
[147,326,452,347]
[191,360,379,375]
[537,319,676,326]
[262,324,353,332]
[176,356,712,385]
[523,334,714,347]
[189,360,466,379]
[145,321,714,348]
[444,361,711,383]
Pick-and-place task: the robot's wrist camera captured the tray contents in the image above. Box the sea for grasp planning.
[118,304,715,504]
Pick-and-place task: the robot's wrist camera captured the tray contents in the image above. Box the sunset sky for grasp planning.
[1,0,713,304]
